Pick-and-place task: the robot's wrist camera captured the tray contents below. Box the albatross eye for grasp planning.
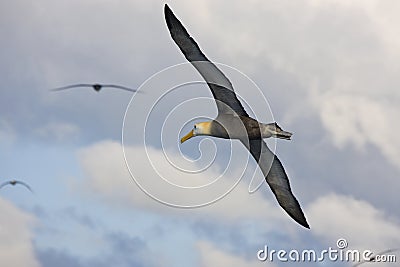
[194,125,197,129]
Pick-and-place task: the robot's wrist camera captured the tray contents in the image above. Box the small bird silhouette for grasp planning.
[0,180,33,193]
[50,83,138,92]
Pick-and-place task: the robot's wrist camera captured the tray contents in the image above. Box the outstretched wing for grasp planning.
[50,84,93,91]
[0,181,11,190]
[164,4,248,117]
[102,84,138,92]
[15,181,33,193]
[241,139,309,228]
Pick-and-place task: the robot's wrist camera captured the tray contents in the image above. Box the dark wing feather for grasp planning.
[50,84,93,91]
[241,139,309,228]
[15,181,33,193]
[0,181,11,189]
[102,84,138,92]
[164,4,248,117]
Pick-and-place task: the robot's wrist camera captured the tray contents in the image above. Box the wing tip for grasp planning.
[300,219,310,229]
[49,87,68,91]
[277,191,310,229]
[287,205,310,229]
[291,210,310,229]
[164,4,173,27]
[164,3,185,36]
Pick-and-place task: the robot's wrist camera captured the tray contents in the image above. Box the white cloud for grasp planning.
[317,92,400,167]
[77,140,297,230]
[308,193,400,253]
[0,199,40,267]
[33,122,80,141]
[196,240,277,267]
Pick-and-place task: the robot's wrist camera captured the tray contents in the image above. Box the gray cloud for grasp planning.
[36,248,84,267]
[36,231,154,267]
[61,206,97,229]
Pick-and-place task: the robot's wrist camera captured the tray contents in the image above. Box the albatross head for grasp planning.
[264,122,293,140]
[180,121,212,143]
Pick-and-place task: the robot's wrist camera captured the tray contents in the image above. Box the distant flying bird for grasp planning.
[50,83,138,92]
[0,180,33,193]
[352,248,399,266]
[165,4,309,228]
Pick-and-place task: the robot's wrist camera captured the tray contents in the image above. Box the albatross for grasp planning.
[0,180,33,193]
[51,83,137,93]
[165,4,309,228]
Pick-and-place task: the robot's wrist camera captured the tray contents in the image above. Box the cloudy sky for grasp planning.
[1,0,399,266]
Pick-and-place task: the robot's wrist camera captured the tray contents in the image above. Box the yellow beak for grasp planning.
[181,130,194,143]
